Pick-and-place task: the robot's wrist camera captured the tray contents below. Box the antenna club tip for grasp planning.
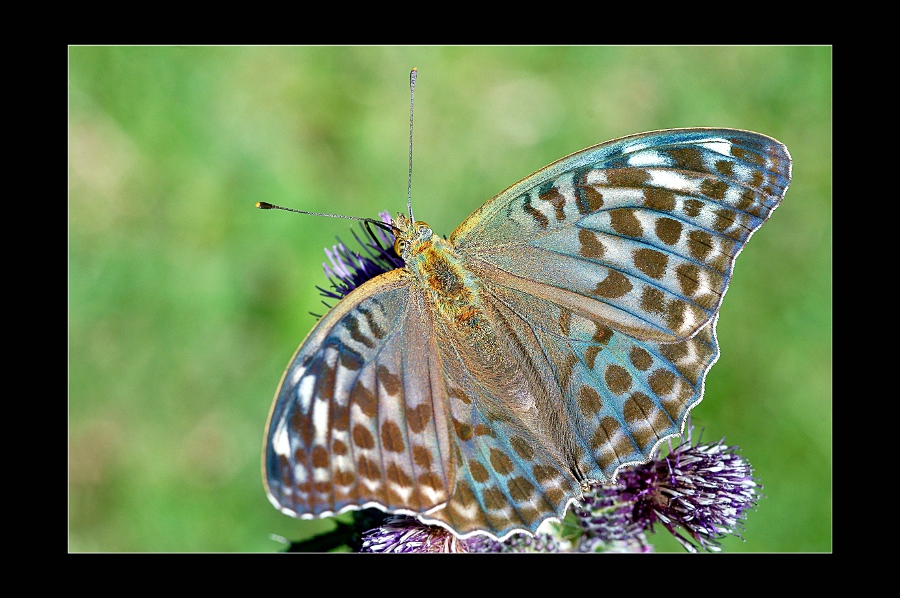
[256,201,273,209]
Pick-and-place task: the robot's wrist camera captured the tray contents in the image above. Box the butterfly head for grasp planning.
[392,213,433,261]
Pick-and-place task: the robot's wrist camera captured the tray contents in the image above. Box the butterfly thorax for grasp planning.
[394,214,485,332]
[394,214,536,412]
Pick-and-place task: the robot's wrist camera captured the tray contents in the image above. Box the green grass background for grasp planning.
[68,46,831,552]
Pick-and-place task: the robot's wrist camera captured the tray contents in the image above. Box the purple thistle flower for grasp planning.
[571,490,654,553]
[358,515,563,553]
[464,530,562,553]
[574,423,761,553]
[359,515,468,553]
[317,211,403,302]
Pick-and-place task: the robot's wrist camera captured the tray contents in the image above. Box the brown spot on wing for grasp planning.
[634,248,669,280]
[290,407,314,447]
[676,263,701,297]
[607,168,650,186]
[585,346,601,370]
[610,209,643,237]
[334,469,355,486]
[687,230,713,262]
[454,480,477,507]
[644,187,676,211]
[648,368,676,395]
[350,383,377,419]
[316,359,336,402]
[655,217,682,246]
[483,486,506,510]
[332,439,349,455]
[360,307,385,339]
[559,308,571,336]
[624,391,655,423]
[386,462,413,487]
[712,208,737,233]
[357,455,381,481]
[381,421,405,453]
[629,347,653,371]
[407,403,432,434]
[578,386,603,416]
[508,476,535,502]
[343,316,375,349]
[340,350,362,371]
[701,178,728,201]
[331,401,349,432]
[470,460,490,483]
[418,471,444,492]
[511,436,535,461]
[377,365,402,396]
[559,354,578,387]
[593,324,613,345]
[659,340,688,362]
[453,418,472,441]
[312,446,329,468]
[684,199,703,217]
[474,424,494,437]
[593,270,632,298]
[413,445,432,469]
[489,448,514,475]
[448,387,471,405]
[578,228,606,259]
[575,175,604,213]
[539,187,568,222]
[640,286,666,316]
[352,425,375,450]
[731,145,764,165]
[738,188,756,211]
[604,364,632,395]
[624,392,659,450]
[668,147,704,170]
[523,197,549,229]
[532,465,557,483]
[592,416,625,468]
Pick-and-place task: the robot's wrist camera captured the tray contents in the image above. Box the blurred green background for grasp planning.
[68,46,831,552]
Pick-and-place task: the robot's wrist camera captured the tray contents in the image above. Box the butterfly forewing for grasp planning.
[453,129,791,343]
[264,270,455,520]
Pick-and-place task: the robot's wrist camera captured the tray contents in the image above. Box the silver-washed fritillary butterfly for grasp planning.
[262,71,791,541]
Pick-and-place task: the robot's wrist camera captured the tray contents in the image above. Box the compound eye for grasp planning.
[394,238,407,257]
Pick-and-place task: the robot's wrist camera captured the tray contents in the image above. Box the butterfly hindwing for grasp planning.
[416,288,585,538]
[264,270,456,521]
[453,129,791,343]
[482,282,719,481]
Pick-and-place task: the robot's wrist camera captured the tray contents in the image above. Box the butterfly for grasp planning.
[263,126,791,541]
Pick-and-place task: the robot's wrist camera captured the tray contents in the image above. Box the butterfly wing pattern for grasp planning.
[264,128,791,540]
[265,270,458,520]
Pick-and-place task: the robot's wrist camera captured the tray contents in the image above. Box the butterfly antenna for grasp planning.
[406,67,417,222]
[255,201,393,234]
